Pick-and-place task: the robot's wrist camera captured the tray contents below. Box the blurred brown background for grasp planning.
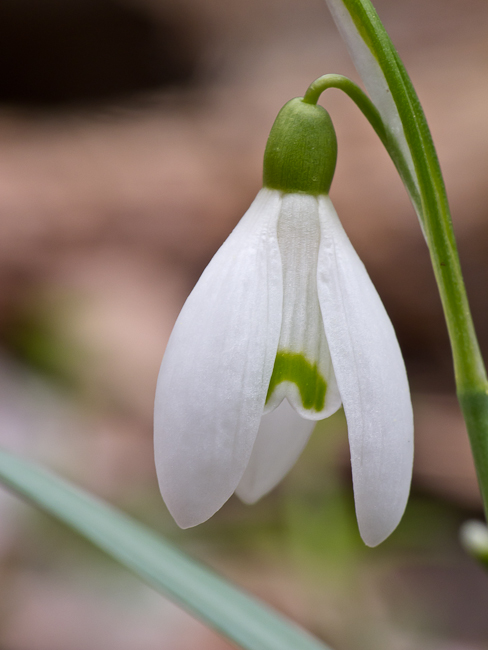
[0,0,487,648]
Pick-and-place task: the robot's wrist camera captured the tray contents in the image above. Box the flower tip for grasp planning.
[161,491,220,530]
[358,517,400,548]
[234,485,261,506]
[356,490,410,547]
[358,521,395,548]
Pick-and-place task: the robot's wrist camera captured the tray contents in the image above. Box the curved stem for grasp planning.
[303,74,385,138]
[303,74,421,218]
[338,0,488,514]
[309,0,488,518]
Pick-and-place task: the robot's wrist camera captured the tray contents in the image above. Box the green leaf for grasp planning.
[0,447,332,650]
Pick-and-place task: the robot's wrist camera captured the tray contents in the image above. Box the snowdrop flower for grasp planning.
[154,97,413,547]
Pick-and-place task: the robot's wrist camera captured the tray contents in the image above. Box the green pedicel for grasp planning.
[266,351,327,412]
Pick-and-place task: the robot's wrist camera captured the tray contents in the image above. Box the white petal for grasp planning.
[316,196,413,546]
[154,188,283,528]
[264,194,342,420]
[235,399,316,504]
[324,0,417,192]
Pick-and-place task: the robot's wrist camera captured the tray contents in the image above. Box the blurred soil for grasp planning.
[0,0,487,648]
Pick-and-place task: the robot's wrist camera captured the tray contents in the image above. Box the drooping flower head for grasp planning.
[154,95,413,547]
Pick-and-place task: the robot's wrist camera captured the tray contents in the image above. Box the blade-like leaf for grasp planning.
[0,447,332,650]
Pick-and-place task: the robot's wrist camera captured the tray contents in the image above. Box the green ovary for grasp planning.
[266,351,327,412]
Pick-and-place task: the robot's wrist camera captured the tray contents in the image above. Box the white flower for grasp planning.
[154,98,413,547]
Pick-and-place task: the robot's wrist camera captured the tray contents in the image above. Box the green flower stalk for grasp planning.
[323,0,488,520]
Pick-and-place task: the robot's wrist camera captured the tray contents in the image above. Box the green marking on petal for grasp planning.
[266,351,327,412]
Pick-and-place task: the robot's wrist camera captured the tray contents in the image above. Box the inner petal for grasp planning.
[264,193,341,420]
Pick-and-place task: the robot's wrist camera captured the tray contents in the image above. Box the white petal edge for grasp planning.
[324,0,417,191]
[235,399,316,504]
[316,196,413,546]
[154,188,283,528]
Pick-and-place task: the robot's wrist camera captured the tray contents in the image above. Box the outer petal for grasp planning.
[235,399,316,504]
[154,188,282,528]
[324,0,417,193]
[317,196,413,547]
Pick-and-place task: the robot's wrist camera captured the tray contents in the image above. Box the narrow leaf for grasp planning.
[0,447,332,650]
